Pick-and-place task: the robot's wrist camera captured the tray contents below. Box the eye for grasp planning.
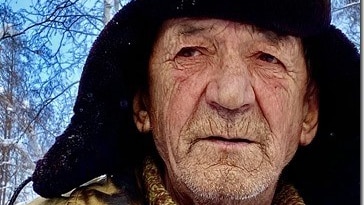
[176,47,202,57]
[257,52,280,64]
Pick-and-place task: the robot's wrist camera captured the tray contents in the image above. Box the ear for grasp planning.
[133,91,151,133]
[300,87,319,146]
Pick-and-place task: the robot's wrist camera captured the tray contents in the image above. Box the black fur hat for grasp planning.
[31,0,360,203]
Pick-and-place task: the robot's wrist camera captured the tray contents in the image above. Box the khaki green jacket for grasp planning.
[28,175,305,205]
[28,177,141,205]
[30,165,304,205]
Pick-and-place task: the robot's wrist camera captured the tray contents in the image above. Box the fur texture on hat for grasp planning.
[283,25,360,205]
[31,0,359,203]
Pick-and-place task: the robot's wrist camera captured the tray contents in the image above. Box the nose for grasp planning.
[205,57,255,112]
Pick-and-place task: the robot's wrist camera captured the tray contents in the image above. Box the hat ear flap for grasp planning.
[32,128,105,197]
[287,26,360,204]
[30,1,151,197]
[304,25,359,136]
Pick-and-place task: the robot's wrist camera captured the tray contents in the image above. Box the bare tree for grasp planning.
[0,0,135,202]
[104,0,113,25]
[0,23,42,205]
[0,0,108,203]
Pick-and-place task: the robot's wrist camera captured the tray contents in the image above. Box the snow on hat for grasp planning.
[31,0,359,201]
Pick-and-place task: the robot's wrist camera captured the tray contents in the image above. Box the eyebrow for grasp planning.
[254,27,288,45]
[177,24,210,36]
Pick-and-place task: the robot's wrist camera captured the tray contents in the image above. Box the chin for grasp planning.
[174,157,280,203]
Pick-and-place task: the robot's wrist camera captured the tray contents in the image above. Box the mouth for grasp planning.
[189,135,259,153]
[205,136,253,144]
[194,136,255,149]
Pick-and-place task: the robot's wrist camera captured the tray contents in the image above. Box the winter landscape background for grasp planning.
[0,0,360,204]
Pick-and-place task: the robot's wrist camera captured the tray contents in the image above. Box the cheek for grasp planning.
[149,66,209,153]
[255,76,303,129]
[253,76,305,156]
[168,73,210,135]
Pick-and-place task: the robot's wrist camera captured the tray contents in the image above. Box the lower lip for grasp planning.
[200,138,251,149]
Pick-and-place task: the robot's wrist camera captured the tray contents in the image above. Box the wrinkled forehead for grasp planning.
[156,18,303,52]
[169,18,289,37]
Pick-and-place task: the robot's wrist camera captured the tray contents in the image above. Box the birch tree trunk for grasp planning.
[104,0,113,25]
[114,0,120,13]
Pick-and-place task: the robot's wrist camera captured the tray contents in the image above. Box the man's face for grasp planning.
[134,18,318,202]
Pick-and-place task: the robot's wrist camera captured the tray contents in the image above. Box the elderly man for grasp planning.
[12,0,359,204]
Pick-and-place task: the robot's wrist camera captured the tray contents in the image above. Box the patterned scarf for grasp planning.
[142,157,305,205]
[142,157,175,205]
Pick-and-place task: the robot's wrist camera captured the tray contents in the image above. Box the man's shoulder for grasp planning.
[27,175,141,205]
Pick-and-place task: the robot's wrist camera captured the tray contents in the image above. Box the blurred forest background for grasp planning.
[0,0,360,204]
